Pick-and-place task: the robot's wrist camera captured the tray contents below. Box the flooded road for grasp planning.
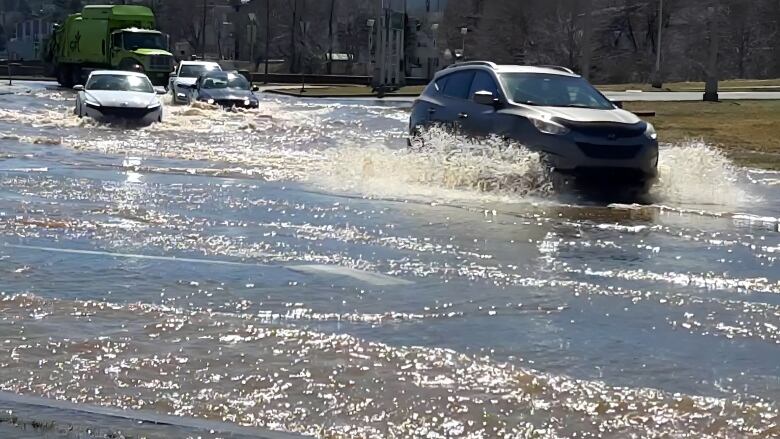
[0,81,779,437]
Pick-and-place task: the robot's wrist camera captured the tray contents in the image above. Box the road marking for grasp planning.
[4,243,412,287]
[288,264,413,286]
[5,244,260,267]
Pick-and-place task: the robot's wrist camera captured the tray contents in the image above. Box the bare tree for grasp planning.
[327,0,336,74]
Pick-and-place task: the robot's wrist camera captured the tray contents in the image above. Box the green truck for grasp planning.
[43,5,174,87]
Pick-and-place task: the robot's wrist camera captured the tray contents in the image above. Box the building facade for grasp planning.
[5,17,55,60]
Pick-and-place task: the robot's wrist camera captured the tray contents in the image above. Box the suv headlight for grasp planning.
[644,122,658,140]
[530,117,569,135]
[147,101,161,109]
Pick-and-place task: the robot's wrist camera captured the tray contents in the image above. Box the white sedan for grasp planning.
[74,70,166,124]
[169,61,222,104]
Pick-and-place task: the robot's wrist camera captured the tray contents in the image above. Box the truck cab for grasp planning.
[109,28,173,86]
[44,5,174,87]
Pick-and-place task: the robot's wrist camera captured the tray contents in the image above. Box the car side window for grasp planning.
[433,76,448,93]
[442,71,476,100]
[469,71,500,100]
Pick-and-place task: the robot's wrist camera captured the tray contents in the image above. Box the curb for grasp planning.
[0,391,306,439]
[264,89,420,99]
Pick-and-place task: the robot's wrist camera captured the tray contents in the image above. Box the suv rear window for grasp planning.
[441,71,476,99]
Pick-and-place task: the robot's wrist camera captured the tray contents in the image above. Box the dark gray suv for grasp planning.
[409,62,659,184]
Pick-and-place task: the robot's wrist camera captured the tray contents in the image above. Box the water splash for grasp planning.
[312,128,552,202]
[651,141,749,207]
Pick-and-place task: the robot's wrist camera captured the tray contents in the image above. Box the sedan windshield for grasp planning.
[499,73,613,109]
[86,74,154,93]
[122,32,167,51]
[179,64,219,78]
[201,73,250,90]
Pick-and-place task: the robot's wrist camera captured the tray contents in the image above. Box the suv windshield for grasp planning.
[122,32,167,51]
[179,64,219,78]
[86,74,154,93]
[499,73,613,109]
[201,73,250,90]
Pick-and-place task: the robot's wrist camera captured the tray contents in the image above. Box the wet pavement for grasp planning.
[0,81,778,437]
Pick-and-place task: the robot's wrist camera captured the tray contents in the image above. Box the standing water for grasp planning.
[0,82,778,437]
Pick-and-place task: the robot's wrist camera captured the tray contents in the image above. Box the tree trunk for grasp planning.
[264,0,270,82]
[327,0,335,75]
[579,0,593,79]
[703,7,720,102]
[200,0,208,57]
[289,0,298,73]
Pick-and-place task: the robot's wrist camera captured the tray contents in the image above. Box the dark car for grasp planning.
[409,62,659,184]
[187,71,260,109]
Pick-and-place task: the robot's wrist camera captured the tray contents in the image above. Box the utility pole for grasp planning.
[264,0,270,83]
[366,19,375,77]
[327,0,335,75]
[703,5,720,102]
[299,20,309,92]
[651,0,663,88]
[579,0,593,80]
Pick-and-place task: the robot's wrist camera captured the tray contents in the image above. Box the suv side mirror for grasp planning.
[474,90,499,107]
[73,85,84,91]
[252,85,260,92]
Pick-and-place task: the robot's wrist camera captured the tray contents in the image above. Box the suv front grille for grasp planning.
[560,120,646,139]
[577,143,643,160]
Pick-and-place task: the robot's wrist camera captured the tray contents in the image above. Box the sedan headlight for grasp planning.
[207,98,215,105]
[530,117,569,135]
[244,99,251,106]
[644,122,658,140]
[84,100,100,108]
[147,101,161,109]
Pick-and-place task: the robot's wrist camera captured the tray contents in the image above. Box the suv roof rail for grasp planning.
[446,61,498,70]
[536,65,576,75]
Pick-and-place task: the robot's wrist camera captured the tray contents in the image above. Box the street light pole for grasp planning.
[460,27,467,60]
[651,0,664,88]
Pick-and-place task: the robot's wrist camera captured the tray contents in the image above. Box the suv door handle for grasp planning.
[458,113,469,119]
[427,108,437,114]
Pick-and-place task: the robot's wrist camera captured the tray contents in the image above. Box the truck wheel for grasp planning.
[58,65,74,88]
[70,65,83,86]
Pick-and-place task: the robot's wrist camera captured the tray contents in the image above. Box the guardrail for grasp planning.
[0,60,46,79]
[1,61,430,86]
[250,72,429,86]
